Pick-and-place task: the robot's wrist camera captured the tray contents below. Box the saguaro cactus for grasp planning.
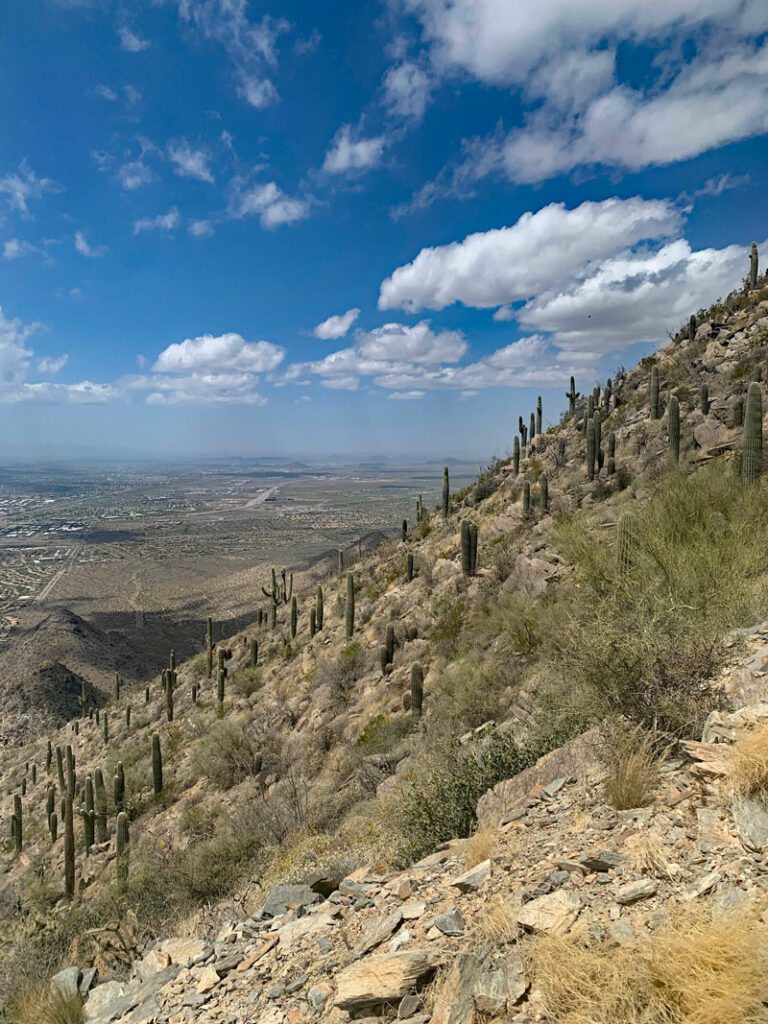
[338,550,344,574]
[64,794,75,899]
[442,466,450,517]
[689,314,697,341]
[114,762,125,814]
[668,395,680,461]
[522,480,531,518]
[83,776,95,852]
[166,674,174,723]
[401,519,408,542]
[290,596,297,639]
[566,377,579,417]
[12,794,22,854]
[469,522,478,575]
[316,585,324,630]
[385,624,396,664]
[750,241,759,290]
[250,637,258,667]
[56,746,65,791]
[539,474,549,512]
[49,811,58,843]
[513,436,520,476]
[152,735,163,796]
[461,521,472,576]
[529,411,536,441]
[94,768,107,843]
[114,672,120,702]
[406,552,414,582]
[345,572,355,638]
[586,418,596,480]
[46,740,52,775]
[650,366,660,420]
[66,745,75,797]
[536,395,542,435]
[411,663,424,717]
[116,812,129,890]
[309,607,316,638]
[743,381,763,483]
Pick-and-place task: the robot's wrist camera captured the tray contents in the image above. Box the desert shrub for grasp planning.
[11,984,83,1024]
[230,665,262,698]
[600,724,662,810]
[105,736,153,818]
[355,714,413,756]
[315,642,367,704]
[429,593,466,658]
[427,652,513,735]
[390,729,566,864]
[546,465,768,736]
[180,799,221,842]
[530,902,768,1024]
[189,719,260,789]
[417,518,433,539]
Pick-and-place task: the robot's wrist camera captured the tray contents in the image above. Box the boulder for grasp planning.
[516,891,581,935]
[334,949,438,1012]
[260,883,320,918]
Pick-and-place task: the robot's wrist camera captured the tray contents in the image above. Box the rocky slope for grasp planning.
[4,271,768,1022]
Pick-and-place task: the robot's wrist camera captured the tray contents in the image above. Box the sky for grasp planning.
[1,0,768,460]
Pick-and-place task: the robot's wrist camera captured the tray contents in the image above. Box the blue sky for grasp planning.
[1,0,768,459]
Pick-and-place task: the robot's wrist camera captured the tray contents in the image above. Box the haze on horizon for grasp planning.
[2,0,768,458]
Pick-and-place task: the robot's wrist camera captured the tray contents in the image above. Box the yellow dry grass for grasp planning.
[602,726,661,811]
[725,724,768,799]
[12,983,84,1024]
[460,826,497,868]
[624,832,673,879]
[472,897,518,946]
[529,902,768,1024]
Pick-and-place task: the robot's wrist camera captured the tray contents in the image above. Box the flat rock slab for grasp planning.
[516,891,581,935]
[354,910,403,957]
[334,949,438,1012]
[261,883,320,918]
[450,859,491,893]
[615,879,658,905]
[733,794,768,852]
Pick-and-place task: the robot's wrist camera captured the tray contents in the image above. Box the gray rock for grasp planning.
[308,985,330,1008]
[580,851,624,872]
[285,974,307,994]
[434,907,464,936]
[79,968,98,998]
[181,992,209,1008]
[615,879,657,905]
[399,994,421,1017]
[266,981,286,999]
[733,794,768,852]
[260,884,320,918]
[84,980,127,1022]
[317,935,334,953]
[450,859,491,893]
[50,966,81,1000]
[541,776,569,800]
[354,910,403,957]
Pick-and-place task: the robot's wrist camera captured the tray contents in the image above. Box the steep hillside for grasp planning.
[4,264,768,1023]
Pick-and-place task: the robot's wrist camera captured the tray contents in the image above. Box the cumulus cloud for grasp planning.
[3,239,38,260]
[322,125,387,175]
[153,332,285,374]
[118,160,154,190]
[188,219,214,237]
[74,230,106,257]
[388,390,425,400]
[383,61,432,120]
[0,162,60,217]
[230,179,309,229]
[357,321,466,363]
[312,307,360,340]
[167,139,214,183]
[142,372,269,406]
[133,207,181,235]
[118,25,150,52]
[379,197,681,312]
[37,354,69,374]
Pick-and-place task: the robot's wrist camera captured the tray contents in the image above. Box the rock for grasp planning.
[277,911,336,947]
[431,952,490,1024]
[401,900,426,919]
[608,919,635,943]
[51,967,81,1000]
[307,873,341,897]
[83,980,126,1021]
[615,879,658,905]
[503,553,557,599]
[579,851,624,873]
[182,992,209,1009]
[399,994,421,1017]
[435,907,465,936]
[477,729,599,827]
[390,928,412,952]
[308,984,332,1008]
[516,891,581,935]
[158,937,213,968]
[354,910,403,957]
[450,859,491,892]
[683,869,721,900]
[541,776,569,800]
[334,949,438,1012]
[733,794,768,851]
[196,965,220,994]
[693,417,731,449]
[261,883,320,918]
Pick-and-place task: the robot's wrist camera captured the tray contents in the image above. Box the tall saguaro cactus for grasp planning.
[668,395,680,461]
[316,585,324,630]
[411,663,424,717]
[152,734,163,797]
[442,466,450,517]
[742,381,764,483]
[536,395,542,435]
[64,794,75,899]
[12,794,22,854]
[522,480,531,518]
[345,573,355,639]
[513,436,520,476]
[461,521,472,576]
[116,812,129,890]
[290,596,297,639]
[94,768,107,843]
[650,366,660,420]
[566,377,579,417]
[539,474,549,512]
[586,418,596,480]
[750,241,759,290]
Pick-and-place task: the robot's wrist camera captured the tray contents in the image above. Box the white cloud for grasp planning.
[167,139,214,183]
[133,207,181,235]
[388,390,425,400]
[74,230,106,258]
[124,84,142,106]
[176,1,288,108]
[37,354,68,374]
[95,84,118,101]
[0,162,60,216]
[188,219,214,237]
[8,380,117,404]
[322,125,387,175]
[118,25,150,52]
[357,321,467,363]
[379,197,681,311]
[153,332,285,374]
[0,305,36,385]
[119,160,153,190]
[312,307,360,340]
[231,180,309,228]
[383,61,432,120]
[3,239,37,260]
[143,373,268,406]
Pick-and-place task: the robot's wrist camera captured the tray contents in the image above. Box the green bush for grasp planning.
[355,715,413,756]
[429,593,466,657]
[189,719,260,789]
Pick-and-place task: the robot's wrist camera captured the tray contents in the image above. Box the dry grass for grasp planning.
[624,832,673,880]
[460,826,497,868]
[472,898,519,946]
[601,725,661,811]
[529,902,768,1024]
[724,724,768,798]
[12,983,84,1024]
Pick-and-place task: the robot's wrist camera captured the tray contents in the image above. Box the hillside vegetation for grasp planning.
[4,261,768,1023]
